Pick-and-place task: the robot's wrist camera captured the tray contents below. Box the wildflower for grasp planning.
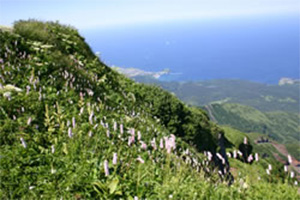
[160,138,164,149]
[128,135,135,146]
[295,181,298,186]
[207,151,213,161]
[89,111,94,124]
[247,154,253,163]
[266,169,270,175]
[79,107,84,115]
[284,165,288,172]
[255,153,259,161]
[137,131,141,140]
[113,153,117,165]
[106,130,110,138]
[243,137,248,145]
[268,164,272,171]
[233,150,237,158]
[88,130,93,137]
[113,121,117,131]
[51,145,55,154]
[237,150,243,157]
[287,155,292,164]
[27,117,32,125]
[151,138,157,150]
[20,137,27,148]
[29,186,35,190]
[290,171,295,178]
[137,156,145,164]
[104,160,109,176]
[68,127,73,138]
[134,197,138,200]
[72,117,76,128]
[140,141,147,150]
[26,85,30,95]
[120,124,123,134]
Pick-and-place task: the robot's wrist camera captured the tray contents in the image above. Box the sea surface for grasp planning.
[81,15,299,83]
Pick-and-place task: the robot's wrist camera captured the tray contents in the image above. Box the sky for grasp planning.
[0,0,299,29]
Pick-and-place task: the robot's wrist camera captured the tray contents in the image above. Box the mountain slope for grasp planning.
[0,20,298,199]
[205,103,300,160]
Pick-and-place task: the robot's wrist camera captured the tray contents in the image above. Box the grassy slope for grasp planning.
[208,103,300,160]
[0,20,298,199]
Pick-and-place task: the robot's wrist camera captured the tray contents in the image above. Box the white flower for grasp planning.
[51,145,55,154]
[290,171,295,178]
[287,155,292,164]
[20,137,27,148]
[104,160,109,176]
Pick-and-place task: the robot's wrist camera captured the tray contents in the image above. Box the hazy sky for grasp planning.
[0,0,299,29]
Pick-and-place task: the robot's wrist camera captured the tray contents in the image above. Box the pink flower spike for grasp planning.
[137,156,144,164]
[120,124,123,134]
[68,127,73,138]
[104,160,110,176]
[160,138,164,149]
[113,153,117,165]
[137,131,141,140]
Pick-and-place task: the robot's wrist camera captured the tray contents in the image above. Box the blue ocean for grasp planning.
[81,15,299,83]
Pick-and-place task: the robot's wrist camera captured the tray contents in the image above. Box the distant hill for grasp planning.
[133,77,300,113]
